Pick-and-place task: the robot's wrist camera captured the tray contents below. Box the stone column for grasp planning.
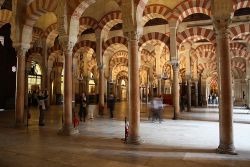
[146,76,149,104]
[53,63,63,104]
[187,77,191,112]
[95,32,105,115]
[126,31,141,144]
[41,38,48,90]
[171,62,180,119]
[98,66,105,114]
[169,19,180,119]
[194,80,199,107]
[213,12,236,154]
[157,77,162,96]
[58,40,78,135]
[199,77,207,106]
[15,47,28,127]
[25,67,30,109]
[72,76,76,112]
[47,68,52,106]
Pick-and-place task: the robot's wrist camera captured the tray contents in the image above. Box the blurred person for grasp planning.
[150,97,163,123]
[38,90,46,126]
[108,94,116,118]
[79,92,88,122]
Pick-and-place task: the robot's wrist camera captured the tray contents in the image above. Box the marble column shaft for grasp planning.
[47,68,52,106]
[158,78,162,96]
[98,67,105,108]
[214,18,235,154]
[59,46,78,135]
[15,48,27,127]
[127,31,140,144]
[194,81,199,107]
[63,51,72,128]
[187,78,191,112]
[96,34,105,112]
[172,64,180,119]
[169,21,180,119]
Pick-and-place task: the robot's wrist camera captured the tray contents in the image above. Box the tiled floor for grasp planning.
[0,102,250,167]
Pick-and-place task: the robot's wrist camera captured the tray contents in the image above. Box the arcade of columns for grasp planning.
[1,0,249,154]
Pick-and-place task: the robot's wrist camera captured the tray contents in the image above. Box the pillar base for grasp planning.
[216,143,237,155]
[15,122,25,128]
[58,125,79,136]
[173,113,181,120]
[127,136,142,145]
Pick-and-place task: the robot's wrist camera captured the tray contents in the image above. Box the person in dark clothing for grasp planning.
[79,92,87,122]
[108,94,115,118]
[37,90,46,126]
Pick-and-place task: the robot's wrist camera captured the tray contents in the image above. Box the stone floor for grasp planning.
[0,102,250,167]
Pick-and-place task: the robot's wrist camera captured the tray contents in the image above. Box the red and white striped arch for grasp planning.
[233,0,250,12]
[195,44,215,54]
[142,4,172,26]
[230,42,247,51]
[48,44,62,57]
[136,0,149,26]
[112,66,128,81]
[229,23,250,40]
[73,40,96,56]
[69,0,96,44]
[199,52,216,61]
[231,49,250,61]
[234,34,250,43]
[26,47,42,58]
[43,23,58,39]
[171,0,211,25]
[190,53,198,63]
[141,49,155,66]
[109,57,128,71]
[87,58,97,72]
[112,50,128,58]
[22,0,57,46]
[31,27,44,44]
[184,36,210,46]
[25,0,57,27]
[139,32,170,49]
[176,27,215,50]
[26,47,43,66]
[79,16,99,35]
[198,62,217,73]
[43,23,58,47]
[116,71,128,82]
[195,44,216,61]
[232,60,246,73]
[98,11,122,39]
[102,36,128,54]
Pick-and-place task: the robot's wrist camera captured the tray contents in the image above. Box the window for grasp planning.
[28,63,42,91]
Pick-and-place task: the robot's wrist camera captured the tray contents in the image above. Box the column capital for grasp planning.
[16,46,29,58]
[48,67,53,73]
[59,35,73,54]
[95,29,102,39]
[98,64,105,70]
[213,17,232,33]
[170,60,179,70]
[193,79,199,84]
[124,31,140,41]
[168,19,178,29]
[186,75,192,80]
